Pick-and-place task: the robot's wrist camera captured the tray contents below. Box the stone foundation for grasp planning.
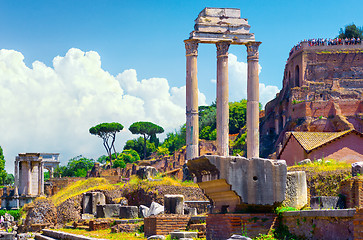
[282,209,355,240]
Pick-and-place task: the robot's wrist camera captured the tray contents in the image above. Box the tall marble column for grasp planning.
[40,162,44,195]
[246,42,261,159]
[27,161,31,195]
[216,41,230,156]
[185,39,199,161]
[14,159,19,196]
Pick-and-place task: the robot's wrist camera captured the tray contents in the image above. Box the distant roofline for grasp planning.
[278,129,363,159]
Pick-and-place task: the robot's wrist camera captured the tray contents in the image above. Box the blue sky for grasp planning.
[2,0,361,95]
[0,0,362,171]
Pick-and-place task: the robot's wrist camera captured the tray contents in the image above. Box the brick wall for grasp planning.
[206,213,277,240]
[144,214,190,237]
[282,209,355,240]
[339,178,363,208]
[354,209,363,240]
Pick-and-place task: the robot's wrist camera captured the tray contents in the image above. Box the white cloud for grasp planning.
[226,53,279,106]
[0,48,206,172]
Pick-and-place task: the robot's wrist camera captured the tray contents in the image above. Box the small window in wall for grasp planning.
[295,65,300,87]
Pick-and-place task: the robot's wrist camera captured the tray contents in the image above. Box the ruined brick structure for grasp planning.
[261,41,363,157]
[119,139,217,179]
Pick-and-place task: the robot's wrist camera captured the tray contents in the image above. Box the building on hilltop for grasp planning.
[260,40,363,158]
[278,130,363,165]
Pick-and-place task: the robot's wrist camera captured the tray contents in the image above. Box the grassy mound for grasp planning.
[120,175,205,206]
[51,178,116,206]
[288,159,351,196]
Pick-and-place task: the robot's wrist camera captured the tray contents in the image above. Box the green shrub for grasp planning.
[0,209,21,221]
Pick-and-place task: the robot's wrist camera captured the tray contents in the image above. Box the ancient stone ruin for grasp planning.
[260,39,363,158]
[185,7,261,160]
[187,155,287,212]
[1,153,59,209]
[185,8,290,215]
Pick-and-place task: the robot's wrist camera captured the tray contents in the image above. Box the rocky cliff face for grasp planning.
[261,44,363,158]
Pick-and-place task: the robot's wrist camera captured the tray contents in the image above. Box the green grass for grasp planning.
[0,209,22,221]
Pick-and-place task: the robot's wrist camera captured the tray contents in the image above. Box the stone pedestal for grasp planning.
[185,40,199,161]
[216,41,230,157]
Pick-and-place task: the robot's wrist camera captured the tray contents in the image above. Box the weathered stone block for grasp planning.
[184,207,197,215]
[164,195,184,215]
[187,156,287,211]
[283,171,308,209]
[146,202,164,217]
[119,206,138,219]
[352,162,363,177]
[227,235,252,240]
[310,196,344,209]
[139,205,149,218]
[199,7,240,18]
[96,204,121,218]
[170,231,197,239]
[298,159,311,165]
[83,192,106,215]
[147,236,166,240]
[136,166,157,180]
[81,214,94,220]
[0,232,15,240]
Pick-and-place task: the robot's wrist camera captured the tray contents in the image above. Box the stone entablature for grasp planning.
[190,8,255,44]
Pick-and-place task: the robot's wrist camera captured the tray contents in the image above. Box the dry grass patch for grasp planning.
[51,178,116,206]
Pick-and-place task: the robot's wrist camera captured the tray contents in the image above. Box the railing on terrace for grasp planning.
[288,39,363,61]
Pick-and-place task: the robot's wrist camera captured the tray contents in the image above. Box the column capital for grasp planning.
[216,41,231,58]
[246,41,262,61]
[184,39,199,56]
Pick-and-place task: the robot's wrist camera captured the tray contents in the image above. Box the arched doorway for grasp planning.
[295,65,300,87]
